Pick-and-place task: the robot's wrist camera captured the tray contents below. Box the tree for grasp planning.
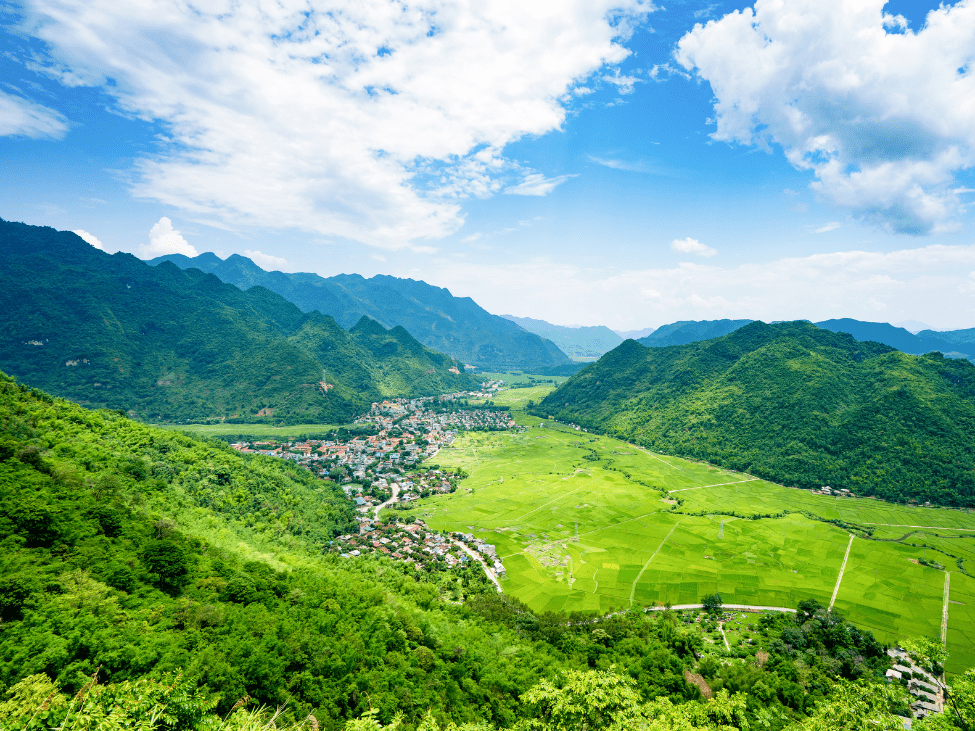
[701,593,722,615]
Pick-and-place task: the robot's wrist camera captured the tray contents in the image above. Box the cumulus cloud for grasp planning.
[22,0,652,248]
[420,243,975,330]
[72,229,104,250]
[244,249,288,271]
[676,0,975,235]
[671,237,717,257]
[0,89,67,138]
[142,217,198,258]
[504,173,578,197]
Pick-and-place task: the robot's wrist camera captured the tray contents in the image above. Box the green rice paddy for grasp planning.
[418,408,975,674]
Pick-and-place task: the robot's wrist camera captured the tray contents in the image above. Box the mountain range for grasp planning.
[537,321,975,507]
[639,318,975,360]
[148,252,570,372]
[0,219,478,423]
[500,314,623,360]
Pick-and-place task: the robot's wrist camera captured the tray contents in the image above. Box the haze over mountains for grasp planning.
[0,219,477,423]
[539,321,975,508]
[149,252,570,373]
[500,315,623,361]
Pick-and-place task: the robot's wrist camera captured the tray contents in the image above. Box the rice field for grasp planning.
[418,411,975,674]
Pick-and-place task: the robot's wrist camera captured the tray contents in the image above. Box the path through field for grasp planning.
[829,534,854,610]
[942,572,951,644]
[629,521,680,607]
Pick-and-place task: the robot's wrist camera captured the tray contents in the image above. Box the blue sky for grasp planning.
[3,0,975,330]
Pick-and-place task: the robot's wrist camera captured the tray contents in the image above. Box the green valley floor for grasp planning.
[413,411,975,674]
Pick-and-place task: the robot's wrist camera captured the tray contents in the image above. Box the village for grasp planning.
[230,383,513,577]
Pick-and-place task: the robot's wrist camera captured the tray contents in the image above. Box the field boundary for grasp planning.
[829,534,855,610]
[863,523,975,532]
[629,521,680,606]
[669,478,760,494]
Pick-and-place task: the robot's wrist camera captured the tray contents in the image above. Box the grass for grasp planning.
[157,422,349,438]
[413,410,975,673]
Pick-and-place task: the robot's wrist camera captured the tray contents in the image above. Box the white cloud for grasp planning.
[72,229,104,250]
[142,217,198,258]
[814,222,841,234]
[0,89,67,138]
[676,0,975,235]
[504,173,577,197]
[244,249,288,271]
[671,237,717,257]
[417,243,975,330]
[460,233,482,243]
[22,0,652,249]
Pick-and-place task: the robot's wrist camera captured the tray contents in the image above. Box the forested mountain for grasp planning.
[537,321,975,507]
[640,318,975,361]
[148,252,571,372]
[0,219,477,423]
[639,319,754,347]
[500,315,623,360]
[0,372,947,731]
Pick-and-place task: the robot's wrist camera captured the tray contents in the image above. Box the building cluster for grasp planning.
[809,485,853,497]
[230,387,513,578]
[886,648,944,719]
[332,519,472,569]
[458,534,506,577]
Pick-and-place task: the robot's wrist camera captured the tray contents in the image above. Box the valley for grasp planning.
[403,382,975,675]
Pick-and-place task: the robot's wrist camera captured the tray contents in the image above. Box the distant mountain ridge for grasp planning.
[0,219,478,423]
[537,321,975,507]
[500,314,623,360]
[638,317,975,360]
[148,252,571,372]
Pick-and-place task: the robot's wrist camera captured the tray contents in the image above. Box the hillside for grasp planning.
[148,252,571,372]
[0,219,477,423]
[537,321,975,507]
[501,315,623,360]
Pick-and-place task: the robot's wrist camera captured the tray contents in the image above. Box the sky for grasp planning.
[3,0,975,331]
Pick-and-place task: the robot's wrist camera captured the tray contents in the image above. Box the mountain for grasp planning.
[919,327,975,350]
[638,319,754,347]
[500,315,623,360]
[148,252,571,372]
[613,326,657,340]
[639,317,975,361]
[537,321,975,507]
[0,219,478,423]
[815,318,972,359]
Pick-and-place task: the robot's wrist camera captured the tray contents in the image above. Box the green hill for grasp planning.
[500,315,623,360]
[148,252,571,372]
[0,219,478,423]
[537,321,975,507]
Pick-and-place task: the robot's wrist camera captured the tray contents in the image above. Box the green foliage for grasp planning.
[539,321,975,506]
[0,219,478,425]
[702,594,723,615]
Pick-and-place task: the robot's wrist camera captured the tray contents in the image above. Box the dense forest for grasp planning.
[147,251,571,373]
[0,219,478,425]
[536,321,975,507]
[3,371,971,730]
